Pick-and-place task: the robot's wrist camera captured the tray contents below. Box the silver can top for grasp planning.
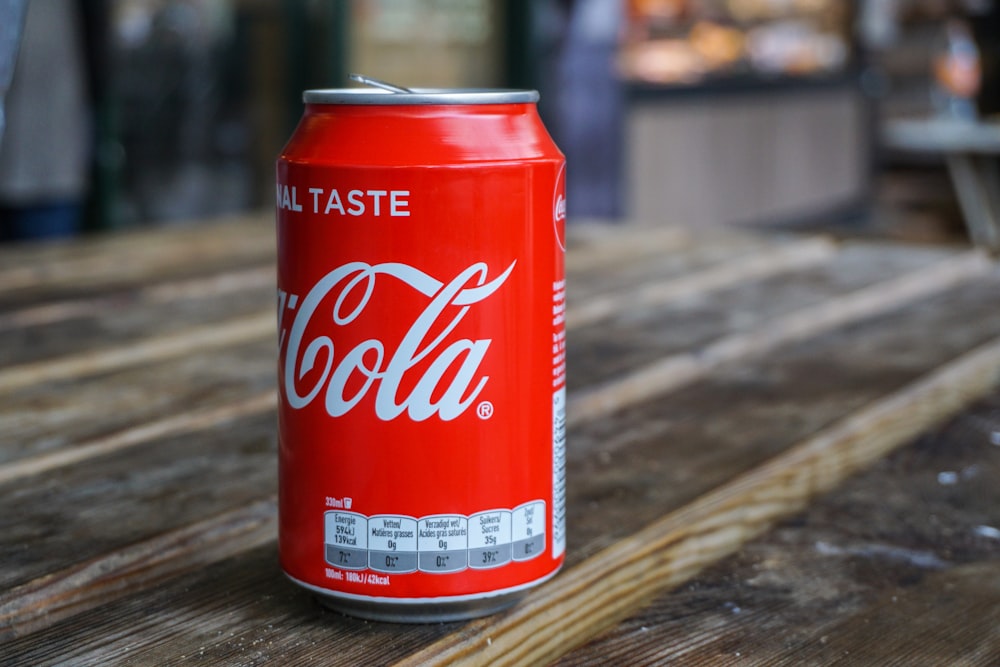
[303,88,539,106]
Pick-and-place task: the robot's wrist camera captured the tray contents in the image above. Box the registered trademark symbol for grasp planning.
[477,401,494,420]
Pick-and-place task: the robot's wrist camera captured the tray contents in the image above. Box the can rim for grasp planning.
[303,88,540,105]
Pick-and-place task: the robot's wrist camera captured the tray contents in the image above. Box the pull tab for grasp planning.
[349,73,412,94]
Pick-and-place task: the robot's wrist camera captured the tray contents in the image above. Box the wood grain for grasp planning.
[398,336,1000,666]
[561,275,1000,564]
[565,242,971,393]
[0,339,276,464]
[0,245,986,475]
[2,220,999,665]
[569,250,995,426]
[5,269,1000,654]
[557,393,1000,665]
[0,498,277,640]
[0,411,279,592]
[0,286,272,369]
[0,236,893,462]
[564,225,691,273]
[0,215,273,298]
[0,311,273,392]
[0,244,996,628]
[785,562,1000,666]
[0,265,274,332]
[0,391,276,485]
[567,231,772,300]
[567,236,836,328]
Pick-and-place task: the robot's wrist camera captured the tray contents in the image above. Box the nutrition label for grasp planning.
[324,501,546,573]
[551,280,567,559]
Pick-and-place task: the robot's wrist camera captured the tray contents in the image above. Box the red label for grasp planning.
[277,111,565,605]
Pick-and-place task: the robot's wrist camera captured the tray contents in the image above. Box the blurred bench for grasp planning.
[883,117,1000,252]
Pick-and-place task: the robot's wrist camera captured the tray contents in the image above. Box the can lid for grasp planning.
[303,88,540,106]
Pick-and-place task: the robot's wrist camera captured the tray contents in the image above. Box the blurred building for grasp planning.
[104,0,513,228]
[3,0,991,236]
[615,0,868,228]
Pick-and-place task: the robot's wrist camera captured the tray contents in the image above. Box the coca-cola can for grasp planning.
[276,85,567,622]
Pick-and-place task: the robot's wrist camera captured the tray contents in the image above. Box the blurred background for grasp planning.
[0,0,997,243]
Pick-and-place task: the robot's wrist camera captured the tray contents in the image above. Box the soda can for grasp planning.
[276,83,567,622]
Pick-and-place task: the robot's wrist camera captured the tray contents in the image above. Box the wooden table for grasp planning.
[883,117,1000,252]
[2,215,999,665]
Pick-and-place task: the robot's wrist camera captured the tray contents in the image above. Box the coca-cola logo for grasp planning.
[554,195,566,222]
[279,261,516,422]
[553,163,566,251]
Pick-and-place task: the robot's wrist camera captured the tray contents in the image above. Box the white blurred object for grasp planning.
[857,0,901,51]
[0,0,90,204]
[0,0,28,142]
[746,20,846,75]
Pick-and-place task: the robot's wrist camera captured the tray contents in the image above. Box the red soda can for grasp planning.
[276,83,567,622]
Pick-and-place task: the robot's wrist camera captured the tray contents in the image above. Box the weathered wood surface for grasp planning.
[1,214,998,665]
[555,393,1000,666]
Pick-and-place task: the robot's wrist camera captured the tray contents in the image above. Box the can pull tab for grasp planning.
[349,73,412,94]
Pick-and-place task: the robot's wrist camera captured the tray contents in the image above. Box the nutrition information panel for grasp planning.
[324,500,547,574]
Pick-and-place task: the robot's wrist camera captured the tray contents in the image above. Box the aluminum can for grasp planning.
[276,87,567,622]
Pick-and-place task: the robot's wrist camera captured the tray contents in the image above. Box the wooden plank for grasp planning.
[557,565,1000,667]
[0,391,276,485]
[0,241,966,454]
[788,563,1000,665]
[2,227,998,664]
[0,265,273,332]
[0,248,989,469]
[568,231,769,300]
[0,498,277,640]
[0,229,742,392]
[564,225,691,274]
[0,272,273,367]
[399,337,1000,666]
[0,215,664,306]
[569,250,995,424]
[0,235,956,400]
[0,229,753,369]
[0,311,272,393]
[556,393,1000,665]
[560,277,1000,564]
[0,411,278,592]
[566,236,837,328]
[0,217,672,316]
[566,242,964,392]
[0,545,456,667]
[0,231,781,372]
[0,340,275,464]
[0,215,273,301]
[3,274,1000,661]
[571,238,957,324]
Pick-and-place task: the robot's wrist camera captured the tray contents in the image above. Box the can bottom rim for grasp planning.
[284,565,561,623]
[315,589,522,623]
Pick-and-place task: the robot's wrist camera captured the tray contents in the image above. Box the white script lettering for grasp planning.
[280,260,516,421]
